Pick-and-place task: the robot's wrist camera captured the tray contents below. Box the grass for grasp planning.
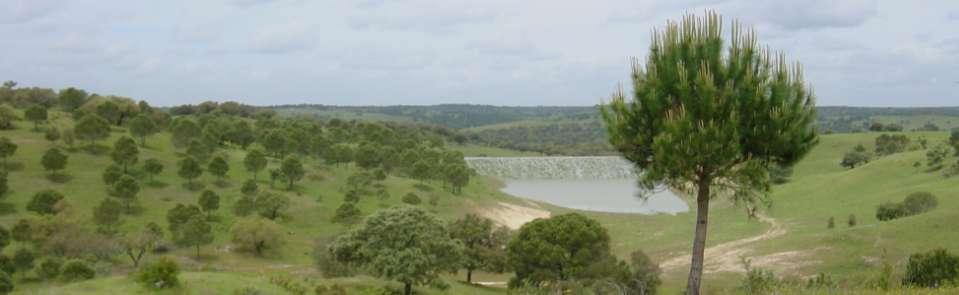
[5,109,959,294]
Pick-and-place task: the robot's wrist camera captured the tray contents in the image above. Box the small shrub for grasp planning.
[343,191,359,203]
[847,214,857,227]
[0,272,11,294]
[37,257,63,280]
[876,202,906,221]
[902,192,938,214]
[806,273,836,289]
[402,193,421,205]
[331,203,361,224]
[904,248,959,287]
[60,259,95,282]
[313,239,353,278]
[234,286,263,295]
[826,217,834,229]
[315,284,347,295]
[740,258,778,295]
[137,257,180,289]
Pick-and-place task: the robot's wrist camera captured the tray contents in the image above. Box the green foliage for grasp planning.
[121,222,164,267]
[313,239,354,278]
[599,11,818,294]
[769,165,793,184]
[243,148,268,180]
[240,179,258,196]
[877,192,938,221]
[143,158,163,181]
[208,156,229,180]
[0,137,17,168]
[0,172,6,200]
[926,144,950,169]
[875,134,911,156]
[10,220,29,243]
[840,150,870,169]
[74,114,110,146]
[128,114,157,145]
[331,202,361,224]
[58,87,88,111]
[330,206,462,295]
[44,126,60,143]
[827,216,835,229]
[230,217,285,256]
[0,256,12,275]
[739,260,778,295]
[60,259,96,282]
[401,192,421,205]
[27,190,64,215]
[904,248,959,288]
[255,193,289,220]
[36,257,62,280]
[177,156,203,185]
[137,256,180,289]
[280,156,304,190]
[96,101,121,125]
[0,106,17,130]
[111,175,140,211]
[166,203,202,233]
[12,248,34,272]
[102,164,123,186]
[628,250,662,295]
[111,136,139,173]
[847,214,857,227]
[92,198,123,233]
[175,215,214,257]
[41,147,68,176]
[199,190,220,215]
[24,105,47,130]
[448,214,510,283]
[233,195,255,217]
[171,118,201,148]
[0,271,11,294]
[0,227,8,252]
[507,213,613,287]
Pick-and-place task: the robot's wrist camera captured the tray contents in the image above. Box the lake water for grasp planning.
[501,179,688,214]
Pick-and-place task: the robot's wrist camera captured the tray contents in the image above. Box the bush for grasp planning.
[877,192,938,221]
[314,284,348,295]
[313,240,354,278]
[0,271,11,294]
[847,214,857,227]
[60,259,96,282]
[827,217,834,229]
[137,257,179,289]
[902,192,938,214]
[36,257,62,280]
[904,248,959,287]
[740,265,778,295]
[330,203,361,224]
[402,193,421,205]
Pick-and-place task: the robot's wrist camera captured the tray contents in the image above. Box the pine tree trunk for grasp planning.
[404,282,412,295]
[686,180,711,295]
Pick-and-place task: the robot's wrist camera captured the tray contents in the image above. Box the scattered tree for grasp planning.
[198,190,220,217]
[12,248,34,272]
[60,259,96,281]
[448,214,510,283]
[24,105,47,131]
[230,217,285,256]
[111,175,140,211]
[280,156,304,190]
[330,206,462,295]
[175,215,213,258]
[26,190,64,215]
[177,157,203,186]
[507,213,613,287]
[903,248,959,288]
[121,222,163,267]
[143,158,164,182]
[166,203,202,234]
[0,106,16,130]
[841,150,870,169]
[240,179,258,196]
[136,256,179,289]
[331,202,361,224]
[44,126,60,144]
[128,114,157,146]
[243,148,268,181]
[41,147,68,177]
[111,136,139,173]
[92,198,123,234]
[74,114,111,147]
[207,156,229,181]
[102,164,123,186]
[0,137,17,170]
[255,193,289,220]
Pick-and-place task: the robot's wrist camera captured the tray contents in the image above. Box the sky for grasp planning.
[1,0,957,107]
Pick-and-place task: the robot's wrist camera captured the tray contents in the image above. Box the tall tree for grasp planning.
[177,157,203,186]
[74,114,111,147]
[330,206,462,295]
[449,214,510,283]
[230,217,285,256]
[24,105,47,131]
[27,190,64,215]
[207,156,229,181]
[600,12,818,294]
[41,147,68,177]
[198,190,220,217]
[170,118,200,149]
[243,148,268,181]
[175,215,213,258]
[280,156,304,190]
[58,87,88,111]
[92,198,123,234]
[96,101,121,126]
[143,158,164,182]
[111,136,139,173]
[111,175,140,211]
[507,213,612,287]
[0,137,17,170]
[128,115,157,146]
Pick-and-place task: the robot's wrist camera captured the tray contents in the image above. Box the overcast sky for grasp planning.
[1,0,957,107]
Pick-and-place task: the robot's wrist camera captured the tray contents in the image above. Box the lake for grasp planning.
[501,179,688,214]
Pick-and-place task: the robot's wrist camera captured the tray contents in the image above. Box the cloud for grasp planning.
[248,21,315,54]
[0,0,57,24]
[229,0,279,7]
[744,0,877,31]
[349,1,498,33]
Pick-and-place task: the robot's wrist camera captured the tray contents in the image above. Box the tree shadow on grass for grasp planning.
[182,182,206,191]
[85,144,111,155]
[146,181,169,189]
[46,173,72,183]
[0,202,17,215]
[1,162,24,172]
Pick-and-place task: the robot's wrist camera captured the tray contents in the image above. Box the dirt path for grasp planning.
[479,201,551,229]
[660,214,788,274]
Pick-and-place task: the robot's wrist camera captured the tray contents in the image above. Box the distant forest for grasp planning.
[268,104,959,156]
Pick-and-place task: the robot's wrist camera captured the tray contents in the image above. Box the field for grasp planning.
[3,107,959,294]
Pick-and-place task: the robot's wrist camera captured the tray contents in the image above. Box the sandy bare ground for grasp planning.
[660,215,804,274]
[480,201,551,229]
